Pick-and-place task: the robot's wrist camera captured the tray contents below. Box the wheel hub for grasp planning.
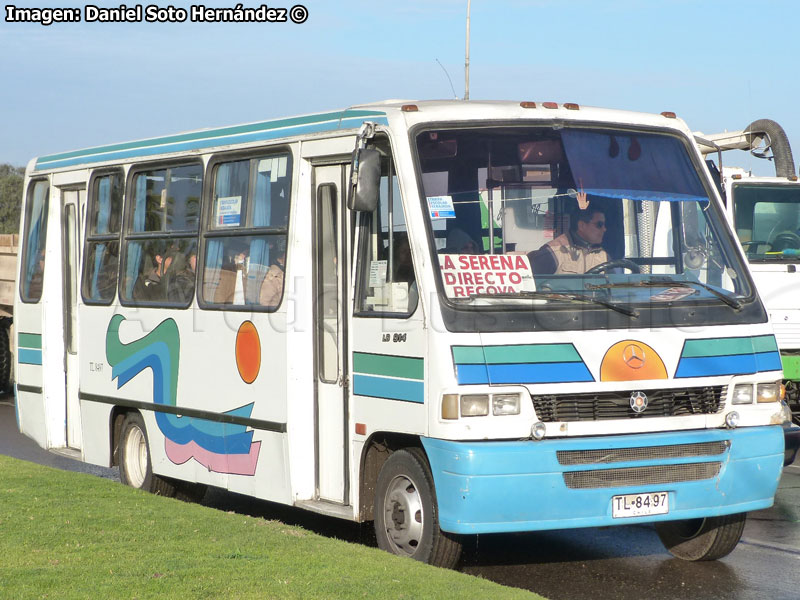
[383,474,424,556]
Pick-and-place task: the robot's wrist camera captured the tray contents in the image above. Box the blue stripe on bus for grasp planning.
[18,349,42,365]
[675,351,783,378]
[352,374,424,404]
[35,116,389,170]
[456,362,594,385]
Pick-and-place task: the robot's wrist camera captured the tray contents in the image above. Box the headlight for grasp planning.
[492,393,521,416]
[461,394,489,417]
[756,382,780,403]
[732,384,753,405]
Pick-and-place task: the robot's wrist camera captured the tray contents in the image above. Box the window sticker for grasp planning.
[650,287,696,302]
[369,259,388,287]
[217,195,242,226]
[440,253,535,298]
[427,195,456,219]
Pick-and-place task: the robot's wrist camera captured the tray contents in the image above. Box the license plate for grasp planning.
[612,491,669,518]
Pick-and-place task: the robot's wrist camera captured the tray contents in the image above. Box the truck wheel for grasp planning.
[0,323,10,393]
[118,412,176,497]
[374,447,462,568]
[655,513,746,561]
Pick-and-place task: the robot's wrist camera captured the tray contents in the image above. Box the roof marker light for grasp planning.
[661,111,677,118]
[732,174,742,180]
[542,102,558,109]
[401,104,418,112]
[563,103,580,110]
[520,101,537,109]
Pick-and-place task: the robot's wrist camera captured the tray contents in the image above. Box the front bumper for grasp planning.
[422,426,784,535]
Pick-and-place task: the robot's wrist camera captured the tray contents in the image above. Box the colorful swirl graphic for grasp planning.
[106,315,260,475]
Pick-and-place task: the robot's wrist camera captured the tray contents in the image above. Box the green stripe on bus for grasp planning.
[451,346,486,364]
[483,344,581,364]
[353,352,424,381]
[682,335,778,358]
[37,110,386,164]
[18,333,42,349]
[453,344,581,364]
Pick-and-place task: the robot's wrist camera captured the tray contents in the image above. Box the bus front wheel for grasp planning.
[374,447,462,568]
[118,412,176,497]
[655,512,746,561]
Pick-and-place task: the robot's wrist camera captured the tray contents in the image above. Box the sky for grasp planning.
[2,0,799,176]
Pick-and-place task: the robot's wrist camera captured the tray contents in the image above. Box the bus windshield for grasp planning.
[415,126,752,310]
[732,183,800,262]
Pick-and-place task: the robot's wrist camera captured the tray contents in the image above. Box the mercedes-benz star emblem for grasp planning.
[630,391,648,413]
[622,343,646,369]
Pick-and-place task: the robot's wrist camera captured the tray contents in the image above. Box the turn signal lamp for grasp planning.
[442,394,459,420]
[732,384,753,404]
[756,382,781,403]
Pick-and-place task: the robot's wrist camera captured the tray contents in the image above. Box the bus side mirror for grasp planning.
[348,148,381,212]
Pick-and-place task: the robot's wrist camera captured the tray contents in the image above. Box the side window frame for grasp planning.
[19,177,50,304]
[197,147,293,312]
[81,168,124,305]
[118,159,204,308]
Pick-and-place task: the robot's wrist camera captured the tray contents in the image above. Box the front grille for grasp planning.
[533,386,726,422]
[556,441,729,466]
[563,461,721,489]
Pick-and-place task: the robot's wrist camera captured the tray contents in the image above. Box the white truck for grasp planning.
[696,120,800,446]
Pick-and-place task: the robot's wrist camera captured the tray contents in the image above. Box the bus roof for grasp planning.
[31,100,688,173]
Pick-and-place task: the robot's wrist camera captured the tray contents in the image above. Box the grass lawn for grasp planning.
[0,455,544,599]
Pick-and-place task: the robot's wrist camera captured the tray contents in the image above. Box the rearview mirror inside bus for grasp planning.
[349,147,380,212]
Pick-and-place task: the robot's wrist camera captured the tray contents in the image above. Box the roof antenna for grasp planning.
[436,59,458,99]
[464,0,471,100]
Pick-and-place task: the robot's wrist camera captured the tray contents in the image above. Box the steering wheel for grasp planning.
[770,231,800,252]
[585,259,641,275]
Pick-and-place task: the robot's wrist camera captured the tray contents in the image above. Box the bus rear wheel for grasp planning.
[374,447,462,568]
[118,412,176,497]
[655,512,746,561]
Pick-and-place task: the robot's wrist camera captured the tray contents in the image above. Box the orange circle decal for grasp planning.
[235,321,261,384]
[600,340,667,382]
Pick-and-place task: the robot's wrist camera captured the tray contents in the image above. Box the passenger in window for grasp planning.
[166,251,196,303]
[259,249,285,308]
[528,207,608,274]
[133,251,172,301]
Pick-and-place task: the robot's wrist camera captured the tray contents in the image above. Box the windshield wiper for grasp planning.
[586,277,742,310]
[463,290,640,317]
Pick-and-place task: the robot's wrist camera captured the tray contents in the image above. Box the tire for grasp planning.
[118,412,176,497]
[0,323,11,393]
[655,512,746,561]
[374,447,462,568]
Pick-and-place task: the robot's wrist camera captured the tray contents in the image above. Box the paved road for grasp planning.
[3,397,799,598]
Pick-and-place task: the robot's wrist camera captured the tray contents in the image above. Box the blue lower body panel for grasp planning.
[421,426,784,535]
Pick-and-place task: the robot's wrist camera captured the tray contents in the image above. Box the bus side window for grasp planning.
[354,150,418,316]
[200,153,291,310]
[82,171,123,304]
[20,179,50,303]
[120,163,203,306]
